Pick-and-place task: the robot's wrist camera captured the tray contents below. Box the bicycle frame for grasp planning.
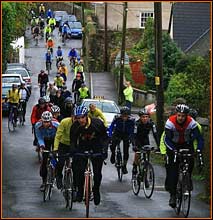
[8,105,17,132]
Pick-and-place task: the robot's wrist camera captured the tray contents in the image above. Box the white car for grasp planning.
[2,73,25,87]
[81,98,120,127]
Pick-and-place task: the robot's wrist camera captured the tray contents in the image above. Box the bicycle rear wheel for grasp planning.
[18,108,24,126]
[8,113,15,132]
[64,170,74,210]
[116,152,123,182]
[143,162,155,198]
[132,166,141,195]
[43,166,53,202]
[175,181,182,215]
[85,174,91,218]
[181,174,191,217]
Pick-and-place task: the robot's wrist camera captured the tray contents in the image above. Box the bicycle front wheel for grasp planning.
[18,110,24,126]
[175,181,182,215]
[116,152,123,182]
[181,174,191,217]
[132,167,141,195]
[64,170,74,210]
[85,174,91,218]
[8,114,15,132]
[143,162,155,198]
[43,166,53,202]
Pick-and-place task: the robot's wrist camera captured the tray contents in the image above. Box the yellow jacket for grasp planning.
[58,66,68,76]
[7,89,21,104]
[54,117,74,150]
[88,108,108,127]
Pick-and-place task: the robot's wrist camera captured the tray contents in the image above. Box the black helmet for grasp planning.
[120,106,130,115]
[38,97,46,105]
[138,108,149,116]
[175,104,190,114]
[189,108,198,119]
[64,97,72,104]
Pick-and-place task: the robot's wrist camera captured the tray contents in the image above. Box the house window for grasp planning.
[140,12,154,28]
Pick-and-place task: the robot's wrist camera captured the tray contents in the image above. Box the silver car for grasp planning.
[81,98,120,127]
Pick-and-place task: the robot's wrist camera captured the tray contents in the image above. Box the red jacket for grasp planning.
[31,104,51,125]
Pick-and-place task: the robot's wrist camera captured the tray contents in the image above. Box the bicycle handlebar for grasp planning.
[74,151,103,158]
[173,149,193,163]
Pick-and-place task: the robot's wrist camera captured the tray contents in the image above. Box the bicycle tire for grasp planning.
[43,165,53,202]
[143,162,155,198]
[175,181,182,215]
[181,173,191,217]
[8,112,15,132]
[18,107,24,126]
[64,170,74,210]
[132,166,141,195]
[116,151,123,182]
[85,174,90,218]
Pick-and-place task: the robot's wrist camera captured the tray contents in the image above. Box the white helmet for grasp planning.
[41,111,53,122]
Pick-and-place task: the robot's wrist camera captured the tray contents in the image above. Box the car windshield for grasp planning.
[6,69,29,77]
[69,22,82,29]
[2,87,12,96]
[2,76,20,84]
[102,102,120,113]
[62,15,76,22]
[54,11,67,17]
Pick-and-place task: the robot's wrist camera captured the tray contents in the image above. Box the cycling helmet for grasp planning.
[40,69,45,73]
[138,108,149,116]
[74,105,88,117]
[38,97,46,105]
[41,111,52,122]
[64,97,72,104]
[120,106,130,115]
[43,95,50,103]
[58,46,61,49]
[12,84,18,88]
[175,104,190,114]
[51,105,60,113]
[62,85,67,90]
[21,82,26,86]
[189,108,198,119]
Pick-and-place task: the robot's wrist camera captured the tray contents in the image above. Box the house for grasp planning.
[95,2,172,31]
[170,2,211,57]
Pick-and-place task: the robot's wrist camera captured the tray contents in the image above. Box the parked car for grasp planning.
[2,74,25,113]
[67,21,82,39]
[53,10,68,27]
[81,98,120,127]
[7,63,29,71]
[5,67,32,92]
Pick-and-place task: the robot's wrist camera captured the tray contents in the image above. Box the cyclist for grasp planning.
[70,105,108,205]
[46,82,58,103]
[44,24,52,42]
[52,90,65,113]
[72,73,84,104]
[31,16,37,34]
[74,60,84,81]
[46,8,53,18]
[62,97,74,119]
[39,18,45,37]
[38,70,49,97]
[53,104,75,190]
[51,105,63,122]
[31,97,51,147]
[48,16,56,32]
[46,37,54,55]
[78,83,90,102]
[56,46,63,68]
[108,106,135,174]
[61,85,72,99]
[58,62,68,82]
[18,82,31,123]
[54,73,64,89]
[39,3,45,17]
[132,108,159,175]
[88,103,108,128]
[61,23,69,42]
[32,24,40,39]
[68,48,78,67]
[35,111,59,191]
[6,84,21,127]
[163,104,204,208]
[45,49,52,71]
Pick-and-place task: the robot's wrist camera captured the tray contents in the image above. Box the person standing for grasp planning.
[123,81,133,112]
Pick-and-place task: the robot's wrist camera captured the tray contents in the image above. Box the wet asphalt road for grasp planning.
[2,25,211,218]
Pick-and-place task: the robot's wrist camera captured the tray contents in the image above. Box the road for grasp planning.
[2,25,211,218]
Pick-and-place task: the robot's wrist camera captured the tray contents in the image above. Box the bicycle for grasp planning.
[75,150,103,218]
[131,145,155,198]
[40,83,47,97]
[8,104,18,132]
[59,153,74,210]
[46,61,51,75]
[173,148,198,217]
[35,34,39,46]
[115,142,123,182]
[62,33,68,46]
[42,150,56,202]
[18,99,25,126]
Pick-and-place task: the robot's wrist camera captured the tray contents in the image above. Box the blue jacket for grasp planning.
[108,115,135,137]
[45,52,52,62]
[35,121,59,147]
[68,49,78,58]
[56,49,63,57]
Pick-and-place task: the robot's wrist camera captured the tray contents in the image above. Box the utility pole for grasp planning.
[154,2,164,139]
[119,2,128,104]
[104,2,108,71]
[82,2,86,57]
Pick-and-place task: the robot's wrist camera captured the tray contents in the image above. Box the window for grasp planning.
[140,12,154,28]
